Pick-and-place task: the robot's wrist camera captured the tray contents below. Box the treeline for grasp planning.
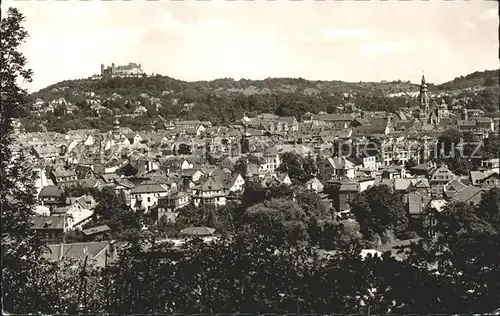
[4,185,500,314]
[21,72,423,133]
[20,68,500,134]
[437,69,500,91]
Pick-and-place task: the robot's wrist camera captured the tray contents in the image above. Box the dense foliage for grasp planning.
[20,63,499,133]
[1,7,55,313]
[436,128,499,175]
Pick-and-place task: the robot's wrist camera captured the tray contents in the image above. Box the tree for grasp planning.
[437,128,462,160]
[484,75,495,86]
[234,157,247,177]
[295,189,331,220]
[483,135,500,160]
[350,185,409,240]
[476,188,500,229]
[91,187,141,237]
[277,152,310,183]
[436,202,497,239]
[1,7,53,313]
[242,198,308,246]
[404,158,417,170]
[303,154,318,179]
[437,128,476,175]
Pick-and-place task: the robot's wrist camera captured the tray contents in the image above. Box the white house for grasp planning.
[84,135,94,146]
[33,167,53,197]
[263,146,281,173]
[321,157,356,181]
[192,177,227,207]
[361,156,378,170]
[222,173,246,193]
[130,183,171,212]
[126,132,143,145]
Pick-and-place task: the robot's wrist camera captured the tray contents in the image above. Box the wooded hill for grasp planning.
[21,69,499,133]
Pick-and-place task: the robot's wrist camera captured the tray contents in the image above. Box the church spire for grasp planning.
[419,72,430,119]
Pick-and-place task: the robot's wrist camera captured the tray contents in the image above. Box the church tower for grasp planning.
[419,75,429,117]
[240,123,250,154]
[419,74,430,122]
[113,117,120,134]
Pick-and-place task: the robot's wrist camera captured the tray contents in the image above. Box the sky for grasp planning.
[5,0,500,92]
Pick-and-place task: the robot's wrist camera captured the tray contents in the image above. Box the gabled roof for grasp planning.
[394,178,413,191]
[218,172,240,190]
[82,225,111,236]
[39,185,63,197]
[355,124,388,135]
[114,178,135,189]
[264,145,279,155]
[411,164,432,172]
[277,172,290,182]
[78,178,105,189]
[101,173,120,184]
[180,168,200,177]
[443,178,467,196]
[180,226,216,236]
[199,176,224,191]
[130,183,169,194]
[477,172,500,183]
[427,198,447,212]
[52,169,77,178]
[476,117,493,124]
[334,178,359,192]
[429,165,457,181]
[458,120,477,127]
[75,165,95,179]
[451,186,485,203]
[412,177,429,188]
[43,241,124,262]
[470,170,498,185]
[314,113,355,122]
[31,215,67,230]
[325,157,355,170]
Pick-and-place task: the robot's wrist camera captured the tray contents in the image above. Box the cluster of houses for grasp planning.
[13,75,500,266]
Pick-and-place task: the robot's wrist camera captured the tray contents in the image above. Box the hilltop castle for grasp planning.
[100,62,144,78]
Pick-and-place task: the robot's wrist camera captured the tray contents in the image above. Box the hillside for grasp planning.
[436,69,499,91]
[36,75,421,97]
[21,70,499,133]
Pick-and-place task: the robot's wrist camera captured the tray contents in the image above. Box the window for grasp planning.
[147,197,151,203]
[470,201,474,206]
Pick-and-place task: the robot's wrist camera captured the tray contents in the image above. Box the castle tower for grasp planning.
[100,63,105,76]
[419,74,430,120]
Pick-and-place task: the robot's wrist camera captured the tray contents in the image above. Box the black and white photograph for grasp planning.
[1,0,499,314]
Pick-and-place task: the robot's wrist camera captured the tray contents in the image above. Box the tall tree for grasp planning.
[1,7,49,313]
[350,185,409,240]
[277,152,309,183]
[476,188,500,229]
